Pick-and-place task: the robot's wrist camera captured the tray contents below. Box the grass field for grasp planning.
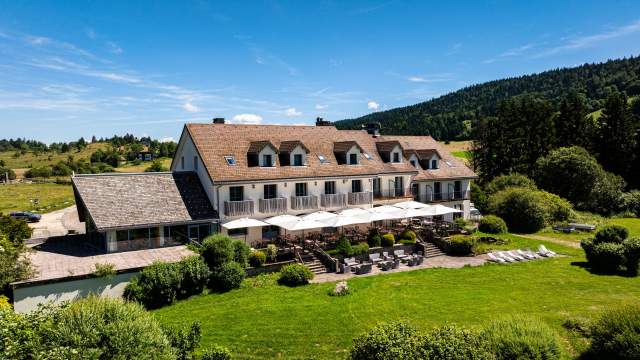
[534,217,640,243]
[154,234,640,359]
[113,157,172,173]
[0,142,108,169]
[0,183,74,214]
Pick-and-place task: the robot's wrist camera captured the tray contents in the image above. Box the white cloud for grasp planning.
[27,36,51,45]
[483,43,535,64]
[232,113,263,124]
[182,102,200,113]
[161,137,176,143]
[107,41,123,54]
[315,104,328,110]
[367,101,380,110]
[284,107,302,116]
[408,76,427,83]
[85,28,96,40]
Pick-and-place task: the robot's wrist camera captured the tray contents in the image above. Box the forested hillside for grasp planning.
[335,56,640,140]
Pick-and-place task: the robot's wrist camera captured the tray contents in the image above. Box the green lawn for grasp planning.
[451,150,472,159]
[153,237,640,359]
[534,217,640,243]
[0,142,108,170]
[0,183,74,214]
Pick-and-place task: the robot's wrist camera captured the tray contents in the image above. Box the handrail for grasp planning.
[312,241,338,273]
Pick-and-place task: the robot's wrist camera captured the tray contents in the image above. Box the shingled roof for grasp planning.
[182,124,417,183]
[72,172,217,231]
[279,140,309,154]
[378,136,477,181]
[375,140,402,153]
[247,140,278,154]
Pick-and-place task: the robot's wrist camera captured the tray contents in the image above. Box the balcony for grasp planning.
[320,193,347,208]
[259,197,288,214]
[373,187,413,201]
[291,195,318,210]
[425,190,470,203]
[348,191,373,205]
[224,200,254,217]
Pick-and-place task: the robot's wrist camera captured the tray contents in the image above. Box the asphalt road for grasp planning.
[28,205,85,241]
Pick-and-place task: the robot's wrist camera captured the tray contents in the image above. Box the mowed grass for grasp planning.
[113,157,173,173]
[534,217,640,243]
[0,142,108,169]
[0,183,74,214]
[154,237,640,359]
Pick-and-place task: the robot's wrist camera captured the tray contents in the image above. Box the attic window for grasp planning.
[363,152,373,160]
[224,156,236,166]
[317,154,329,164]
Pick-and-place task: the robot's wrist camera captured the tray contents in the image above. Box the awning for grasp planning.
[222,217,269,229]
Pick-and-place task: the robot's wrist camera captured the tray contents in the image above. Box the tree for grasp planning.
[597,92,636,179]
[555,91,592,149]
[0,215,33,291]
[145,160,168,172]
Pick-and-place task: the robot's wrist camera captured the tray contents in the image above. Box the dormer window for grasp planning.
[279,140,309,167]
[247,140,278,167]
[410,159,417,168]
[349,153,359,165]
[375,141,403,163]
[262,154,273,167]
[333,141,363,165]
[431,159,438,169]
[392,152,400,163]
[293,154,303,166]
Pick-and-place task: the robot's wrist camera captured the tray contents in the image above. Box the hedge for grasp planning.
[278,263,314,286]
[381,233,395,247]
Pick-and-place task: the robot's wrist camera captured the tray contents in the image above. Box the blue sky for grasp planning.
[1,1,640,143]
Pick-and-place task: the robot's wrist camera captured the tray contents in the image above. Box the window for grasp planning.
[349,153,358,165]
[351,179,362,193]
[373,178,381,196]
[262,154,273,167]
[324,181,336,195]
[181,156,185,169]
[410,160,417,167]
[293,154,303,166]
[224,155,236,165]
[228,228,247,237]
[431,159,438,169]
[394,176,404,196]
[263,184,277,199]
[392,152,400,163]
[229,186,244,202]
[193,156,198,171]
[317,154,329,164]
[295,183,308,197]
[363,152,373,160]
[116,230,129,242]
[130,228,149,241]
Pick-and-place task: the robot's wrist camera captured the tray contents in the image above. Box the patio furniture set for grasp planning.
[487,245,557,264]
[340,249,425,274]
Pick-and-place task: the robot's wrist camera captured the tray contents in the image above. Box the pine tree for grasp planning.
[555,91,591,149]
[597,92,636,179]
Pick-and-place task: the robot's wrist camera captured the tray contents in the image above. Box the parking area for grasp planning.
[28,206,85,241]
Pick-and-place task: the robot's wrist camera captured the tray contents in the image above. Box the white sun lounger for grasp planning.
[497,251,516,262]
[517,249,537,260]
[487,252,506,263]
[507,250,526,261]
[538,245,557,257]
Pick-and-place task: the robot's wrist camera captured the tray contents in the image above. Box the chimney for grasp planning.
[362,122,381,137]
[212,117,225,124]
[315,117,332,126]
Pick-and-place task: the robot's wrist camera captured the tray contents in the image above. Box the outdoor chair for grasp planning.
[487,253,506,264]
[393,259,400,269]
[507,250,526,261]
[517,249,537,260]
[416,256,424,265]
[417,251,423,257]
[497,251,516,262]
[394,250,409,260]
[381,261,393,271]
[538,245,557,257]
[382,251,391,260]
[344,257,358,266]
[356,263,372,275]
[340,263,351,274]
[369,253,383,264]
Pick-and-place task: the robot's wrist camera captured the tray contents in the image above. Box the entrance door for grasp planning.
[411,183,420,201]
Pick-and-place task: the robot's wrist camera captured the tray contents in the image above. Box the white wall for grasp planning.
[172,132,216,208]
[258,147,277,167]
[289,145,307,165]
[12,272,138,313]
[346,145,360,164]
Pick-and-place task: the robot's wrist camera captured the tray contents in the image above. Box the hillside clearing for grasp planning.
[0,183,74,214]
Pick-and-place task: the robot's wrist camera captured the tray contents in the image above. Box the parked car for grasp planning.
[9,211,42,222]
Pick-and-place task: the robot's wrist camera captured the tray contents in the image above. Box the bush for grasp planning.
[594,225,629,244]
[124,261,182,309]
[623,237,640,276]
[381,233,395,247]
[266,244,278,262]
[368,234,382,248]
[232,240,251,268]
[478,215,508,234]
[163,321,201,360]
[201,345,233,360]
[24,166,52,178]
[249,250,266,267]
[590,242,625,272]
[201,234,234,269]
[177,256,210,299]
[145,159,168,172]
[481,316,561,360]
[336,235,354,256]
[623,190,640,217]
[587,171,627,216]
[448,235,476,255]
[349,321,422,360]
[210,261,245,291]
[352,243,370,256]
[470,182,488,212]
[399,229,417,242]
[486,173,537,195]
[93,262,116,278]
[418,325,493,360]
[586,305,640,359]
[278,263,314,286]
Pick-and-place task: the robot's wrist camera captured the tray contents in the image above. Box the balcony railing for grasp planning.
[348,191,373,205]
[259,197,288,214]
[424,190,470,203]
[320,193,347,208]
[373,187,412,200]
[291,195,318,210]
[224,200,255,217]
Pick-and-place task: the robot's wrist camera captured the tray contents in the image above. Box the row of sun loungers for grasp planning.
[487,245,557,264]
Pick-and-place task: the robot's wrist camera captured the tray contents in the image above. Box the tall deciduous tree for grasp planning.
[597,92,636,180]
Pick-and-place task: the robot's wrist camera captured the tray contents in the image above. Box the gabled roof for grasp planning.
[72,172,217,231]
[247,140,278,154]
[333,141,363,153]
[375,140,402,153]
[279,140,310,154]
[416,149,441,160]
[183,124,417,183]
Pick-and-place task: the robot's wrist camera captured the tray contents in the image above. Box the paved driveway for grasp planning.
[28,206,85,240]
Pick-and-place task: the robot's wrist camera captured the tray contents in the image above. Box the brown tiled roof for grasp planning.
[333,141,362,153]
[247,140,278,154]
[416,149,440,160]
[377,135,477,180]
[72,172,217,230]
[279,140,309,154]
[184,124,417,182]
[375,140,402,153]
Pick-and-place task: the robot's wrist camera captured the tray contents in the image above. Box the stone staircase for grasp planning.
[423,241,446,258]
[299,251,329,275]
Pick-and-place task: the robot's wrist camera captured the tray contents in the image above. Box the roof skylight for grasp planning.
[317,154,329,164]
[445,160,455,167]
[363,152,373,160]
[224,156,237,166]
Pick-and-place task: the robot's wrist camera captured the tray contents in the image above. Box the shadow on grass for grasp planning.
[570,261,638,278]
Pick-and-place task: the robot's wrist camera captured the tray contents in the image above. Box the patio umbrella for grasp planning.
[393,200,429,209]
[426,204,463,216]
[264,214,300,226]
[221,217,269,242]
[339,208,374,222]
[301,211,338,222]
[319,213,369,229]
[279,218,327,244]
[368,206,409,221]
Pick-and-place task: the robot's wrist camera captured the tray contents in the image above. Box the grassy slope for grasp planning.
[113,158,172,173]
[535,217,640,243]
[0,142,108,169]
[0,183,74,214]
[154,234,640,359]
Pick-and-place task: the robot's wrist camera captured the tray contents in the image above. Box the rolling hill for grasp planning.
[335,56,640,140]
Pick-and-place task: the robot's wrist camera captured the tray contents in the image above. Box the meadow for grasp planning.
[0,183,74,214]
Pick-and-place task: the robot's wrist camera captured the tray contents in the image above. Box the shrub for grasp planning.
[448,235,476,256]
[210,261,245,291]
[145,159,168,172]
[249,250,267,267]
[587,171,627,216]
[368,234,382,248]
[481,316,561,360]
[336,235,353,256]
[470,182,488,212]
[399,239,417,245]
[93,262,116,278]
[590,242,625,272]
[349,321,422,360]
[594,225,629,244]
[418,325,493,360]
[623,237,640,276]
[266,244,278,262]
[586,305,640,359]
[623,190,640,217]
[124,261,182,309]
[486,173,537,195]
[163,321,202,360]
[352,243,370,256]
[24,166,52,178]
[329,281,351,296]
[381,233,395,247]
[177,256,210,299]
[399,229,417,242]
[201,234,234,269]
[232,240,251,268]
[478,215,508,234]
[278,263,314,286]
[201,345,233,360]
